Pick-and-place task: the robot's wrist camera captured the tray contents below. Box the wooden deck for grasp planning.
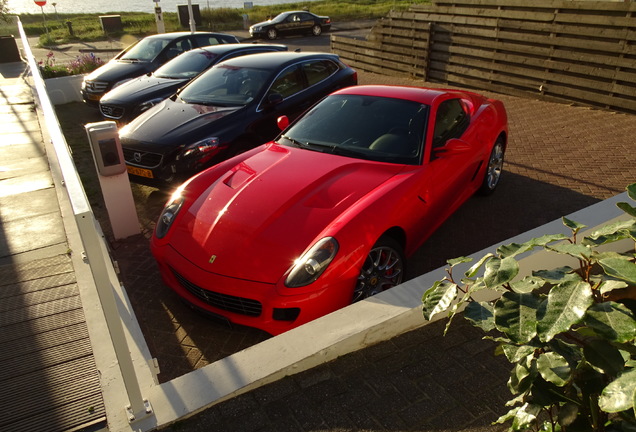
[0,253,106,432]
[0,62,106,432]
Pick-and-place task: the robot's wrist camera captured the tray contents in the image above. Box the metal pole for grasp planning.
[187,0,196,33]
[40,6,49,39]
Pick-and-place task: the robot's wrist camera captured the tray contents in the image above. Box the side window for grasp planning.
[432,99,469,148]
[268,66,305,99]
[302,60,338,86]
[192,35,222,48]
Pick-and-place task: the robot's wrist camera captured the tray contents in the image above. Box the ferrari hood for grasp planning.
[100,76,186,104]
[120,98,241,150]
[170,144,406,283]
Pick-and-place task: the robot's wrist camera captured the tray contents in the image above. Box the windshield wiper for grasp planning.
[280,135,307,148]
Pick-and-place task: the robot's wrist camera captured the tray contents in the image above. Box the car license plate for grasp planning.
[127,165,154,179]
[87,93,101,101]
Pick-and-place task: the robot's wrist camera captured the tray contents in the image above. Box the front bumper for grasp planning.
[249,28,266,38]
[151,242,354,335]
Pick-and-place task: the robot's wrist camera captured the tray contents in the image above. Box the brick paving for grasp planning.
[108,71,636,430]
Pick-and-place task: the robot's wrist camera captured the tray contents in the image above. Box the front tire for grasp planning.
[478,138,505,195]
[353,236,405,302]
[311,25,322,36]
[266,28,278,40]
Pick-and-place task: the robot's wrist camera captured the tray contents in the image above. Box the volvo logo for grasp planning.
[133,152,142,163]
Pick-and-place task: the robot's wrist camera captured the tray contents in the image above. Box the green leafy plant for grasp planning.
[422,183,636,432]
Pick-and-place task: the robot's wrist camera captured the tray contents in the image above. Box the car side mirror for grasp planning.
[267,93,284,107]
[433,138,471,158]
[277,115,289,130]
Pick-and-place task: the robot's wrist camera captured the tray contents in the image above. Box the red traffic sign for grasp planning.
[34,0,46,6]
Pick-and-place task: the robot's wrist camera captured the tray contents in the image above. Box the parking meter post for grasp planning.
[85,121,141,240]
[154,0,165,33]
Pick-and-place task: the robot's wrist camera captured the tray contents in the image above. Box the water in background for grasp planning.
[9,0,316,15]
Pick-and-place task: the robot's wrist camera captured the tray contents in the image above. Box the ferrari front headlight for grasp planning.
[155,193,184,239]
[285,237,338,287]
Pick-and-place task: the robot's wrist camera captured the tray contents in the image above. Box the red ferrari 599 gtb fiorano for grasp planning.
[151,85,509,335]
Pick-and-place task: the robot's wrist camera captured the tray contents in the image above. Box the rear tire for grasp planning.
[311,25,322,36]
[478,138,505,195]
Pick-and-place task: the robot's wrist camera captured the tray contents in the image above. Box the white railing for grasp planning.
[16,18,155,429]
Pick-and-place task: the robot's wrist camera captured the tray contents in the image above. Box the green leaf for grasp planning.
[508,354,537,394]
[447,256,472,268]
[531,233,571,247]
[563,216,586,234]
[585,302,636,343]
[510,276,544,294]
[484,256,520,289]
[495,292,540,344]
[497,241,535,259]
[532,266,579,284]
[599,368,636,413]
[422,280,458,321]
[546,243,593,261]
[464,301,496,332]
[511,403,542,431]
[464,253,493,278]
[537,352,571,386]
[558,402,581,428]
[502,344,536,363]
[537,280,593,342]
[596,278,629,296]
[599,256,636,285]
[496,234,570,259]
[617,202,636,218]
[626,182,636,201]
[583,219,636,246]
[584,339,626,377]
[548,338,583,366]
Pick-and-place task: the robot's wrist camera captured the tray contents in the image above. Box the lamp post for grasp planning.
[52,2,59,20]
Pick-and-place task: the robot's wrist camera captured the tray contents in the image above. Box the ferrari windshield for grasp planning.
[178,64,269,106]
[154,50,219,79]
[279,94,429,165]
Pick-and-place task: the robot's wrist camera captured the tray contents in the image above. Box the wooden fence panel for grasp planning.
[331,0,636,113]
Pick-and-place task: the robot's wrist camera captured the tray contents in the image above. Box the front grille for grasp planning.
[100,104,125,119]
[122,147,163,168]
[84,80,108,93]
[171,268,263,317]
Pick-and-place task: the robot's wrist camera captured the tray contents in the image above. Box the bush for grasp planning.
[422,183,636,432]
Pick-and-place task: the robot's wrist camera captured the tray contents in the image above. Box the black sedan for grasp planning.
[81,31,240,106]
[99,43,287,124]
[119,51,357,186]
[249,11,331,40]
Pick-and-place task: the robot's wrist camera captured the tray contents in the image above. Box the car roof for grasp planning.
[193,43,287,55]
[217,51,340,70]
[333,85,454,105]
[144,31,236,40]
